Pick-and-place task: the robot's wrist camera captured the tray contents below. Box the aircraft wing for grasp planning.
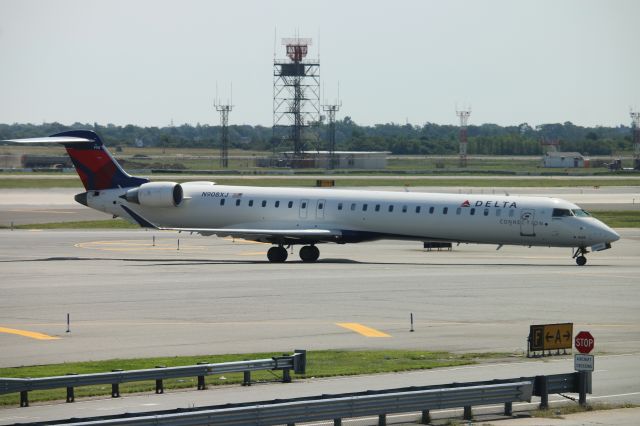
[120,205,341,241]
[159,226,342,241]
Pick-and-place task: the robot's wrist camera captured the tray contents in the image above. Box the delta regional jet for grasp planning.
[6,130,620,265]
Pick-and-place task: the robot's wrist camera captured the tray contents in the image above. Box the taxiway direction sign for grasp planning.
[529,323,573,351]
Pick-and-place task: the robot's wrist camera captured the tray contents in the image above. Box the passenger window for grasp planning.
[470,208,475,215]
[248,200,254,207]
[220,198,225,206]
[235,199,241,206]
[275,201,280,208]
[415,206,421,213]
[509,210,515,217]
[496,209,501,216]
[456,207,461,215]
[318,202,323,210]
[443,207,448,214]
[375,204,380,212]
[402,205,407,213]
[362,204,368,211]
[429,207,434,214]
[484,209,489,216]
[288,201,293,208]
[338,202,343,210]
[301,202,307,209]
[388,205,394,212]
[350,203,356,211]
[261,200,267,207]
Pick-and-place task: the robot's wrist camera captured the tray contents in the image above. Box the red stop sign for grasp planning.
[575,331,595,354]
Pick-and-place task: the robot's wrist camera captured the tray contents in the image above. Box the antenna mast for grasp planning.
[214,86,233,168]
[631,109,640,170]
[322,91,341,170]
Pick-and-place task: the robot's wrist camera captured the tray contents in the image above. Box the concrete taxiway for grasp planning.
[0,228,639,367]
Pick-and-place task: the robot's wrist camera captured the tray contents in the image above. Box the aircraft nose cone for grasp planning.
[607,228,620,242]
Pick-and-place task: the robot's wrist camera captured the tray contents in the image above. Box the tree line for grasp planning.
[0,120,634,156]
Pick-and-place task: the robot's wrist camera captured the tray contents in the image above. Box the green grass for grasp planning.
[533,402,638,418]
[0,350,506,406]
[0,178,84,188]
[2,176,640,189]
[590,211,640,228]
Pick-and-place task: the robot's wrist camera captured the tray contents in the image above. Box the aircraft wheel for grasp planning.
[576,255,587,266]
[267,246,288,263]
[299,245,320,262]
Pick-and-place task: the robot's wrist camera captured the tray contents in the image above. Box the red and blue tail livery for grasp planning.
[53,130,148,190]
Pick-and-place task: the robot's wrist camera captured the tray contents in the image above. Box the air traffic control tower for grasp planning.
[273,37,320,167]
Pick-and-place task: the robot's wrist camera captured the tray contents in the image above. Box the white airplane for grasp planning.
[5,130,619,265]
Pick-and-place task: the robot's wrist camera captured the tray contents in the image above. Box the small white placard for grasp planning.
[574,354,594,372]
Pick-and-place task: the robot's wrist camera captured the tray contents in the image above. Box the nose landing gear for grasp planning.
[573,247,588,266]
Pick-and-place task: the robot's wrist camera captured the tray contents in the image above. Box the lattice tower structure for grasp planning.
[273,37,320,167]
[456,109,471,167]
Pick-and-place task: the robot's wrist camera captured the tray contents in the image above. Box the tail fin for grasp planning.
[52,130,148,190]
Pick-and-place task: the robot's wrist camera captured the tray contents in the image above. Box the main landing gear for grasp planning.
[573,247,588,266]
[266,245,320,263]
[299,245,320,262]
[267,246,288,263]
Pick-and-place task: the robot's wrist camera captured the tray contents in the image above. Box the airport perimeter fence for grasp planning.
[14,372,589,426]
[0,349,306,407]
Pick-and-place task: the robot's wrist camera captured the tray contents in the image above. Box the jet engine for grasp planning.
[124,182,183,207]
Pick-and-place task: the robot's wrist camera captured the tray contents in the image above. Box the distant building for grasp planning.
[543,151,589,168]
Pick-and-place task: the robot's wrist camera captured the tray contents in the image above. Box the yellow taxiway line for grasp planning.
[336,323,391,338]
[0,327,60,340]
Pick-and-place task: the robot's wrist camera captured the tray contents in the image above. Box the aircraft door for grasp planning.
[520,209,536,236]
[299,199,309,219]
[316,199,326,219]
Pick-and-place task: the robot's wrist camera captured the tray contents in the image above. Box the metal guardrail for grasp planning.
[0,350,306,407]
[535,371,591,407]
[56,381,535,426]
[19,373,587,426]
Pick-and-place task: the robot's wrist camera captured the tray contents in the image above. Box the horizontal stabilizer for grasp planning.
[2,136,94,144]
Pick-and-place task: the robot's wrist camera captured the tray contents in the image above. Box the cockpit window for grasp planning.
[571,209,591,217]
[552,208,573,217]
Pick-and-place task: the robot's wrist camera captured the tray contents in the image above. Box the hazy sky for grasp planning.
[1,0,638,127]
